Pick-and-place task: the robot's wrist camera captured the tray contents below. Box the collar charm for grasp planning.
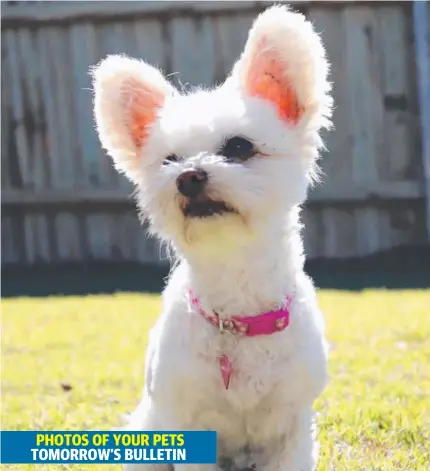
[219,354,232,389]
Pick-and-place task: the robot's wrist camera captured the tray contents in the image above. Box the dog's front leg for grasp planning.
[123,396,173,471]
[257,408,319,471]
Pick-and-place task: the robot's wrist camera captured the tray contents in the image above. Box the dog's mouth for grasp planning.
[183,199,236,218]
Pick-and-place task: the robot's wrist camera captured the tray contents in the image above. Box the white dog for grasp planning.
[92,5,332,471]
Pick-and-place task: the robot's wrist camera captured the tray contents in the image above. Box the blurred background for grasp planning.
[2,0,430,295]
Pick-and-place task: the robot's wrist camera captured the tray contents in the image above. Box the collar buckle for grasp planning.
[216,314,235,334]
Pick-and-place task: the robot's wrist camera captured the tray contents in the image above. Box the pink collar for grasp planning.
[189,290,294,390]
[189,290,292,337]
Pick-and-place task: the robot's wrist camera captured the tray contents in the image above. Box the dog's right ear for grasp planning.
[91,55,176,182]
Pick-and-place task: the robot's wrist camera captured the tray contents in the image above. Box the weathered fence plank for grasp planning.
[378,5,411,182]
[170,15,217,88]
[344,6,385,256]
[16,29,42,189]
[308,6,353,258]
[212,11,256,82]
[4,29,32,188]
[1,180,423,208]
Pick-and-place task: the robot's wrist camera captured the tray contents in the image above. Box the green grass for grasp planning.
[2,290,430,470]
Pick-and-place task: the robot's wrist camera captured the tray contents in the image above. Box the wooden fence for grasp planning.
[1,1,429,265]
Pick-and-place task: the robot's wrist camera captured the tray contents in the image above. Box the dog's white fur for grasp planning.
[92,5,332,471]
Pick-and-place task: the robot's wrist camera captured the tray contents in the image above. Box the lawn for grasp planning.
[2,289,430,470]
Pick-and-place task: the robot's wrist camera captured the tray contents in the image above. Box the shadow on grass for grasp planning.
[2,246,429,298]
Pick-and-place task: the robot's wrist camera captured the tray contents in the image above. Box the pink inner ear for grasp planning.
[245,41,304,124]
[123,79,165,149]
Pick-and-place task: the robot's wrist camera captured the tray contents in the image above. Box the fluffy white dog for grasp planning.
[92,5,332,471]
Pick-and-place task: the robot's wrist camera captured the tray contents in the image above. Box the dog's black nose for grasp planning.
[176,168,208,197]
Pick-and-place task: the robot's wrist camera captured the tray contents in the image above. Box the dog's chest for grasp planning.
[151,306,296,417]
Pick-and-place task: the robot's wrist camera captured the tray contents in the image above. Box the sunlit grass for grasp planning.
[2,290,430,470]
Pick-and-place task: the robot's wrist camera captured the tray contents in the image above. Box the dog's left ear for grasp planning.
[230,5,331,127]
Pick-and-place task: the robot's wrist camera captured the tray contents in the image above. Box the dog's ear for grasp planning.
[91,55,176,182]
[230,5,331,127]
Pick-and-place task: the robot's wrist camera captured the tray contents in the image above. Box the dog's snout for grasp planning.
[176,168,208,197]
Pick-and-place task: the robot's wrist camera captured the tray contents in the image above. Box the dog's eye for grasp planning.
[220,136,256,162]
[163,154,180,165]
